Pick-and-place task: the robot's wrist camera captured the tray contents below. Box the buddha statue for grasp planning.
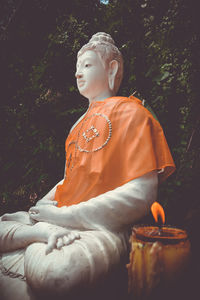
[0,32,175,300]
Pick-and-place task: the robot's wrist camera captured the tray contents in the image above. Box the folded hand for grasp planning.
[29,205,58,223]
[32,222,80,254]
[1,211,35,225]
[46,228,80,254]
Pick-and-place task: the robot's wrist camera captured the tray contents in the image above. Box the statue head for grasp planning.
[76,32,123,97]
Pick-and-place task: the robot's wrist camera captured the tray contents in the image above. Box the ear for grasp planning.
[108,60,119,91]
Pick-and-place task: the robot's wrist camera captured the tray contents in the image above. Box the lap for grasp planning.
[0,221,129,298]
[24,229,128,296]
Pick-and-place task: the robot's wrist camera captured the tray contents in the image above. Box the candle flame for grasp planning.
[151,202,165,224]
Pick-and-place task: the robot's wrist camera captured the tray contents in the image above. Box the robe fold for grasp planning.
[56,96,175,207]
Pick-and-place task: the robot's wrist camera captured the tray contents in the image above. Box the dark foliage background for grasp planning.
[0,1,199,297]
[0,0,199,232]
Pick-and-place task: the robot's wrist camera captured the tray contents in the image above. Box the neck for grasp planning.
[88,90,114,104]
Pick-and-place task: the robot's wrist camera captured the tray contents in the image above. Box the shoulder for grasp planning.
[107,96,157,123]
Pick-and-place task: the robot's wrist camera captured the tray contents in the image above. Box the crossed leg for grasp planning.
[0,219,129,299]
[24,229,129,299]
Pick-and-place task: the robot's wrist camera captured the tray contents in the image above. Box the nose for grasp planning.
[75,70,83,79]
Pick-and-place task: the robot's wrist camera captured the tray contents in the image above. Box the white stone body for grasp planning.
[0,32,159,299]
[0,172,157,299]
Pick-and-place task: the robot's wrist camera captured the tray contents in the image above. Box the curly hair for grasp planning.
[77,32,123,94]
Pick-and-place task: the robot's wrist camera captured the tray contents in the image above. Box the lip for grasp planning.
[77,80,85,87]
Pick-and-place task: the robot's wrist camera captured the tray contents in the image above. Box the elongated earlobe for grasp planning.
[108,60,119,92]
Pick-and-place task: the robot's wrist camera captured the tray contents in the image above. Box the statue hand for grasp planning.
[32,222,80,254]
[1,211,34,225]
[29,205,58,223]
[46,229,80,255]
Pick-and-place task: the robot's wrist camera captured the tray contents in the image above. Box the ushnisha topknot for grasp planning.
[89,32,115,45]
[77,32,123,94]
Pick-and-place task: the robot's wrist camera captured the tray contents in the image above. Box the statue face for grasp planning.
[75,50,109,101]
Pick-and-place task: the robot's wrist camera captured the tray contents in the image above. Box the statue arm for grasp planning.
[0,180,64,224]
[35,179,64,206]
[30,171,158,232]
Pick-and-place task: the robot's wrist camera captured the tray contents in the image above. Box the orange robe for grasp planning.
[55,96,175,207]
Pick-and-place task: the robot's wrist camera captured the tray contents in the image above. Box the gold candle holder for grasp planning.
[127,203,191,299]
